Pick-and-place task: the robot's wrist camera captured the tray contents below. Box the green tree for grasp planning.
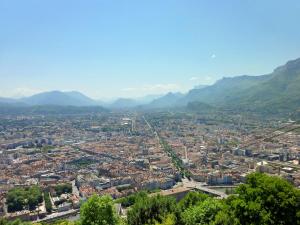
[178,191,208,211]
[54,183,72,196]
[155,214,176,225]
[212,208,235,225]
[181,198,222,225]
[44,191,53,213]
[127,195,177,225]
[27,186,42,211]
[0,219,31,225]
[6,186,42,212]
[213,173,300,225]
[80,195,119,225]
[48,220,76,225]
[6,188,25,212]
[116,191,147,207]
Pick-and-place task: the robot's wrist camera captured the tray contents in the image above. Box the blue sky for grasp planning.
[1,0,300,99]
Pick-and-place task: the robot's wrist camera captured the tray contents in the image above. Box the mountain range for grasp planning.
[1,57,300,114]
[180,57,300,113]
[0,91,161,108]
[0,91,97,107]
[148,57,300,114]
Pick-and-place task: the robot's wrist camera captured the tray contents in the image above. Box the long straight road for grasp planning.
[142,115,159,140]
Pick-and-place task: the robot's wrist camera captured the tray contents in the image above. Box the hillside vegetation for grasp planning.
[183,58,300,114]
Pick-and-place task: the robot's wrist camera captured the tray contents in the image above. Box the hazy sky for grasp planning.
[1,0,300,99]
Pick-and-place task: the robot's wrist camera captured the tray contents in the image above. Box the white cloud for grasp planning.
[122,83,180,93]
[0,87,46,98]
[188,75,215,85]
[121,87,136,92]
[189,77,199,81]
[13,87,46,97]
[204,76,213,82]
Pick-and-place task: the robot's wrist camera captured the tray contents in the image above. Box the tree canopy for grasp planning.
[177,191,209,212]
[80,195,119,225]
[214,173,300,225]
[181,198,222,225]
[126,173,300,225]
[6,186,42,212]
[54,183,72,196]
[115,191,147,207]
[127,194,178,225]
[0,219,31,225]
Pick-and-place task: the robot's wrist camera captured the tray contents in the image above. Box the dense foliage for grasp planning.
[80,195,119,225]
[6,186,43,212]
[125,173,300,225]
[0,219,31,225]
[181,198,222,225]
[54,183,72,196]
[213,173,300,225]
[177,191,208,212]
[44,191,52,213]
[127,194,178,225]
[115,191,147,207]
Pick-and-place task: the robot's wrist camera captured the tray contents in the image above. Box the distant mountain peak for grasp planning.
[20,90,97,106]
[273,57,300,74]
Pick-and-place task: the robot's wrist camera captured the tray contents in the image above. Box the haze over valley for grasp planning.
[1,1,300,225]
[1,57,300,116]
